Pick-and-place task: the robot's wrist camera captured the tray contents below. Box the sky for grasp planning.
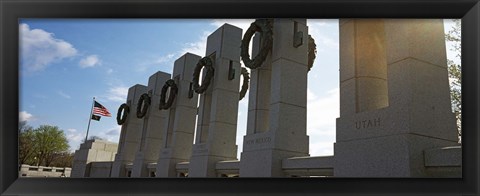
[19,19,459,158]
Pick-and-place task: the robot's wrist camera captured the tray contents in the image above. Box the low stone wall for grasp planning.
[71,139,118,177]
[88,161,114,177]
[424,146,462,177]
[19,164,71,177]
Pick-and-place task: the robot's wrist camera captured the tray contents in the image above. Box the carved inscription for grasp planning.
[245,137,271,145]
[355,118,380,129]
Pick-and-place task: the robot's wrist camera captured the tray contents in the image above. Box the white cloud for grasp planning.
[178,19,253,58]
[79,55,101,68]
[155,53,175,64]
[143,30,209,73]
[307,88,339,156]
[180,31,210,57]
[309,19,329,27]
[19,111,33,122]
[58,91,71,99]
[136,53,176,72]
[65,128,85,151]
[66,128,83,143]
[20,23,77,71]
[307,88,318,101]
[307,20,340,51]
[309,141,335,156]
[98,126,122,143]
[105,86,129,103]
[308,88,339,128]
[305,20,340,157]
[106,126,121,136]
[164,19,254,69]
[133,27,209,73]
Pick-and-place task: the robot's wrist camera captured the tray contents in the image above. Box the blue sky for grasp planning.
[19,19,458,158]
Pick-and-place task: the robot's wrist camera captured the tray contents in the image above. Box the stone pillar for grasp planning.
[338,19,389,115]
[131,71,171,177]
[188,24,242,177]
[334,19,458,177]
[111,84,147,177]
[239,19,310,177]
[246,33,272,135]
[156,53,201,177]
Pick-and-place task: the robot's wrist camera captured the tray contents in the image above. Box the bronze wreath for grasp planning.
[239,67,250,100]
[192,57,214,94]
[117,103,130,125]
[308,35,317,72]
[159,79,178,110]
[136,93,151,118]
[240,19,273,69]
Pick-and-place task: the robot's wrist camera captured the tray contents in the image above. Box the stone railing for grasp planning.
[19,164,71,177]
[83,146,461,178]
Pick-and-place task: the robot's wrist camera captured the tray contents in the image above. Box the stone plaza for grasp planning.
[71,19,461,178]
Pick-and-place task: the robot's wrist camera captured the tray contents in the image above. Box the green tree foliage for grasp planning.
[445,19,462,143]
[19,123,71,167]
[34,125,70,166]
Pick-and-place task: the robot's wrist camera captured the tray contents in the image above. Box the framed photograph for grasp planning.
[1,0,478,195]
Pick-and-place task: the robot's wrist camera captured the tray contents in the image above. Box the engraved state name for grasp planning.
[245,137,271,145]
[355,117,380,129]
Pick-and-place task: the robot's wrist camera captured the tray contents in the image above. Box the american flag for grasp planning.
[93,101,111,117]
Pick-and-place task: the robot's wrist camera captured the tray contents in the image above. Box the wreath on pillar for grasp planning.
[116,103,130,125]
[192,57,214,94]
[159,79,178,110]
[239,67,250,100]
[240,19,273,69]
[308,35,317,72]
[136,93,151,118]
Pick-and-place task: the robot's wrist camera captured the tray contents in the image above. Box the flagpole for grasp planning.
[85,97,95,143]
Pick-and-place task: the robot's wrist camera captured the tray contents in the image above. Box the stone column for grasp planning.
[131,71,171,177]
[111,84,147,177]
[239,19,310,177]
[338,19,389,115]
[246,33,272,135]
[188,24,242,177]
[334,19,458,177]
[156,53,201,177]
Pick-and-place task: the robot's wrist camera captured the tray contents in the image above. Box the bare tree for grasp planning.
[445,19,462,143]
[19,121,35,165]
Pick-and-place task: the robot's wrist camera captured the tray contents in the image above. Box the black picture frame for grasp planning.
[1,0,479,195]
